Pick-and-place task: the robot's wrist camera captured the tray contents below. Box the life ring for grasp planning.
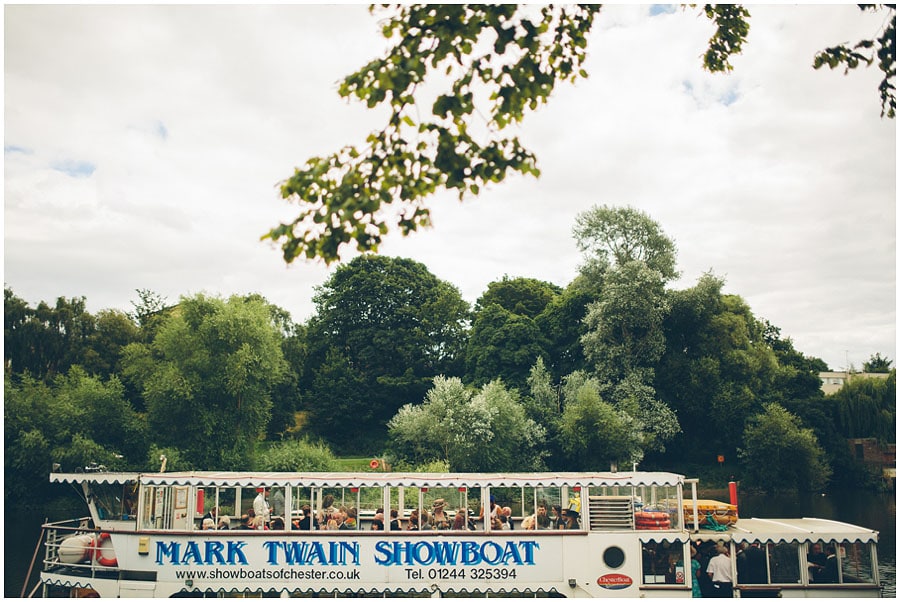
[634,511,669,521]
[369,459,380,469]
[94,532,118,567]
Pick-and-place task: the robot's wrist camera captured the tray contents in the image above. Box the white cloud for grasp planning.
[4,4,895,370]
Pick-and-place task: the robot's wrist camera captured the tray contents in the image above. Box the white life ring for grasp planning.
[94,532,118,567]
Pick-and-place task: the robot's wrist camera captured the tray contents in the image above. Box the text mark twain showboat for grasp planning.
[38,471,881,597]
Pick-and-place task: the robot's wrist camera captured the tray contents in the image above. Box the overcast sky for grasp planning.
[4,4,895,371]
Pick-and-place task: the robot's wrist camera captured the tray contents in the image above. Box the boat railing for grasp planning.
[42,518,121,579]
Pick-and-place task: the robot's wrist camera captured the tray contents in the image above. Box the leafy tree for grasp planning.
[760,319,828,401]
[829,371,896,442]
[813,4,896,118]
[81,309,141,379]
[4,288,95,380]
[739,403,831,492]
[5,369,145,509]
[558,372,643,469]
[581,261,670,383]
[474,276,561,319]
[303,255,469,452]
[655,273,781,464]
[465,303,545,390]
[122,294,289,469]
[388,376,545,471]
[534,282,593,380]
[257,439,338,472]
[573,205,679,283]
[863,352,893,373]
[263,5,894,264]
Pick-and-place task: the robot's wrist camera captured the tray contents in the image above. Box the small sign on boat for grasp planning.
[597,573,632,590]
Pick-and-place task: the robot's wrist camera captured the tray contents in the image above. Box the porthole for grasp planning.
[603,545,625,568]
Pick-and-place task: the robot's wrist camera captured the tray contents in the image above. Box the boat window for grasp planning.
[532,487,563,529]
[808,540,875,584]
[641,540,685,584]
[736,542,768,584]
[767,542,802,584]
[289,486,314,531]
[89,482,138,521]
[840,541,875,584]
[422,486,465,530]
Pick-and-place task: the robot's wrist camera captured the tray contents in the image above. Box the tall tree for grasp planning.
[573,205,679,283]
[121,294,289,469]
[465,302,545,390]
[740,403,831,493]
[829,371,896,442]
[558,372,644,469]
[581,261,670,383]
[303,255,470,452]
[474,276,561,319]
[655,273,781,464]
[388,376,545,471]
[863,352,893,373]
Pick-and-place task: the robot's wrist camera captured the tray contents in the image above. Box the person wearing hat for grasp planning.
[253,487,270,530]
[429,499,451,530]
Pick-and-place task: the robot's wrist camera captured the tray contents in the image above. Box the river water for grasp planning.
[7,488,895,597]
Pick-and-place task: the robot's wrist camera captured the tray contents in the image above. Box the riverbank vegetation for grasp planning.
[5,206,895,512]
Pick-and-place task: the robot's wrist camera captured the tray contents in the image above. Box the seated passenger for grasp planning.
[341,507,358,530]
[371,513,384,530]
[217,516,231,530]
[521,515,536,530]
[201,518,216,530]
[389,509,401,531]
[535,502,552,529]
[407,509,421,531]
[452,509,468,530]
[430,499,451,530]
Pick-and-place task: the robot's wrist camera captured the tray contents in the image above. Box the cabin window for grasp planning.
[289,486,315,531]
[840,541,875,584]
[641,540,685,584]
[736,542,768,584]
[89,482,137,521]
[767,542,801,584]
[808,540,875,584]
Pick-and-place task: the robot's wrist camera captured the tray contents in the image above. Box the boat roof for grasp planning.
[727,517,878,544]
[50,470,685,488]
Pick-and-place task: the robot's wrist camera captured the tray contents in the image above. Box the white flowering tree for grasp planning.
[388,376,546,471]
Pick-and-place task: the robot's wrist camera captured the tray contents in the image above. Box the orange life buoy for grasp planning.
[634,511,669,521]
[369,459,380,469]
[95,532,118,567]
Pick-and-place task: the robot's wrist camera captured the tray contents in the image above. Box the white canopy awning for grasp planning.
[51,470,685,488]
[728,517,878,544]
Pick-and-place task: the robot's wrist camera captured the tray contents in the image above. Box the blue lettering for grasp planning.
[308,541,327,564]
[521,541,538,565]
[500,542,523,565]
[432,541,460,565]
[262,541,281,565]
[461,541,480,565]
[374,540,394,566]
[412,542,435,565]
[156,541,180,565]
[181,541,203,565]
[480,541,503,565]
[227,541,249,565]
[339,541,360,566]
[205,541,226,565]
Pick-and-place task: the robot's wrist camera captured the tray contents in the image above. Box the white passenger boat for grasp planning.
[37,471,881,597]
